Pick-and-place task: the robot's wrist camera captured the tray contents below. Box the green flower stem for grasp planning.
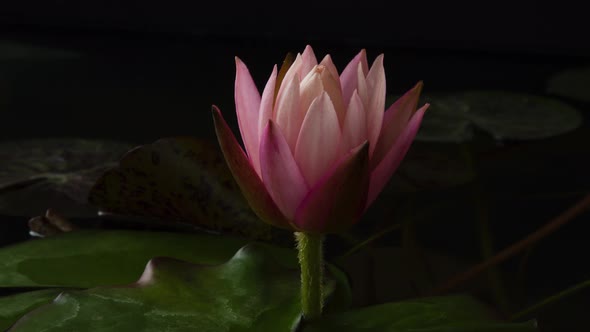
[295,232,324,320]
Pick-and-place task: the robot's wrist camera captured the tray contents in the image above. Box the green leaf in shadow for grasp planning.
[9,244,304,332]
[0,289,65,331]
[546,66,590,102]
[303,295,537,332]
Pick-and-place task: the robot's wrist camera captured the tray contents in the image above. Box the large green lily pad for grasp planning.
[413,91,582,142]
[0,230,250,288]
[546,66,590,102]
[303,295,537,332]
[9,244,305,332]
[0,289,65,331]
[87,137,281,240]
[0,139,133,218]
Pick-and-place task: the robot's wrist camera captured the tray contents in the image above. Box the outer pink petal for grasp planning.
[366,105,428,208]
[365,54,386,157]
[293,142,370,234]
[371,81,423,169]
[340,49,369,108]
[247,65,278,177]
[274,75,302,151]
[300,45,318,78]
[260,120,309,220]
[340,90,368,154]
[211,106,291,229]
[294,92,342,186]
[235,57,262,168]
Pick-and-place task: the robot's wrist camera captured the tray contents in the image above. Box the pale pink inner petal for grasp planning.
[340,49,369,109]
[260,120,310,220]
[274,75,302,151]
[234,57,262,172]
[365,54,386,156]
[340,91,368,154]
[366,104,428,208]
[256,65,278,176]
[356,63,369,108]
[294,92,342,187]
[300,45,319,79]
[319,55,341,89]
[299,66,325,119]
[320,66,346,126]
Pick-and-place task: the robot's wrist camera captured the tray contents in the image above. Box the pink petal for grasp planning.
[356,63,369,108]
[340,91,368,154]
[211,106,291,229]
[251,65,278,177]
[295,92,342,186]
[294,142,370,233]
[234,57,262,168]
[320,64,346,126]
[319,54,341,88]
[300,45,318,78]
[299,66,325,119]
[340,49,369,108]
[371,81,423,169]
[366,105,428,208]
[365,54,386,157]
[260,120,309,220]
[274,75,302,151]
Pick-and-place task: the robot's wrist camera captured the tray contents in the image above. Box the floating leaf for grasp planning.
[0,41,79,60]
[0,230,250,288]
[546,66,590,102]
[463,91,583,141]
[0,139,133,218]
[0,230,351,312]
[303,295,537,332]
[387,143,476,193]
[88,137,281,240]
[0,289,64,331]
[411,91,583,142]
[9,244,307,332]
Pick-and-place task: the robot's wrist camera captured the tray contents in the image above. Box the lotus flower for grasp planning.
[212,45,428,233]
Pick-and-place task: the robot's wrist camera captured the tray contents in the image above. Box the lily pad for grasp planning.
[0,289,65,331]
[411,91,583,142]
[0,41,79,60]
[303,295,537,332]
[88,137,279,240]
[0,139,133,218]
[9,244,305,332]
[0,230,252,288]
[546,66,590,102]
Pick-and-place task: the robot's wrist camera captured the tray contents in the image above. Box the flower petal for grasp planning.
[235,57,262,167]
[274,75,302,151]
[300,45,318,78]
[319,54,340,83]
[372,81,423,169]
[340,90,367,154]
[260,120,309,220]
[320,64,347,126]
[211,106,291,229]
[294,142,370,233]
[366,104,428,208]
[365,54,386,156]
[340,49,369,108]
[300,66,325,119]
[295,92,342,186]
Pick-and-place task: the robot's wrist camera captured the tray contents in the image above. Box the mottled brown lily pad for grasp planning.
[87,137,277,240]
[0,139,133,218]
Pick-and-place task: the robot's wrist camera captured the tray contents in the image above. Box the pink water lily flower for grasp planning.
[213,45,429,233]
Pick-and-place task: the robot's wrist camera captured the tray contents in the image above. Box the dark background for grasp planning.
[0,1,589,331]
